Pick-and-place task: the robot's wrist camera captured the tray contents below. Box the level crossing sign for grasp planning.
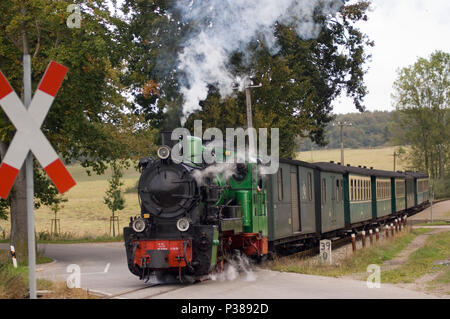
[0,61,76,199]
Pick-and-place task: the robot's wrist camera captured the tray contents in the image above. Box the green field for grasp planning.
[296,146,409,171]
[0,146,410,238]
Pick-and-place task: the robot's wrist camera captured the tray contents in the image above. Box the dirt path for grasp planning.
[381,227,449,271]
[382,227,450,297]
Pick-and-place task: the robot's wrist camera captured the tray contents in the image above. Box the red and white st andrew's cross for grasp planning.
[0,61,76,199]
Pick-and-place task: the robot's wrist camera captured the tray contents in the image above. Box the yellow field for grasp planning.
[0,146,411,238]
[296,146,410,171]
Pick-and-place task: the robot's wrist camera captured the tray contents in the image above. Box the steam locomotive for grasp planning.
[123,133,429,283]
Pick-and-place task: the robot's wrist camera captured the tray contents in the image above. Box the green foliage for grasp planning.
[391,50,449,178]
[104,162,125,215]
[121,0,187,130]
[297,111,393,151]
[0,1,158,228]
[0,199,8,221]
[431,178,450,199]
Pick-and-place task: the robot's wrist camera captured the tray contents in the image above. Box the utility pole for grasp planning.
[430,184,433,223]
[438,144,443,180]
[333,121,352,165]
[234,77,262,157]
[393,151,397,171]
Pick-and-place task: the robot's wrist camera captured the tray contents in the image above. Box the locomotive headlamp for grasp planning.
[157,146,171,160]
[132,218,146,233]
[176,217,190,232]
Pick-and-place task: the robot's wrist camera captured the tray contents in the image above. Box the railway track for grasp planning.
[104,284,188,299]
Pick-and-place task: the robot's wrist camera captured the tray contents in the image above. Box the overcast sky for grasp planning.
[333,0,450,114]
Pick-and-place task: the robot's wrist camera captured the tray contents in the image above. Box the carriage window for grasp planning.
[367,181,370,200]
[336,180,340,202]
[307,172,313,201]
[322,178,326,204]
[364,180,367,200]
[277,169,283,201]
[362,180,365,200]
[350,179,353,201]
[331,177,336,200]
[364,180,366,200]
[358,180,361,201]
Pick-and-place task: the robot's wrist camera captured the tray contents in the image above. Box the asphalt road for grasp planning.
[410,200,450,221]
[0,241,441,299]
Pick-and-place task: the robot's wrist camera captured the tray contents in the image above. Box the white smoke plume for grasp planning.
[192,162,237,185]
[175,0,345,119]
[210,252,257,282]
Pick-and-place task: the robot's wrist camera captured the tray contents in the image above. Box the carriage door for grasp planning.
[291,171,300,232]
[330,176,337,225]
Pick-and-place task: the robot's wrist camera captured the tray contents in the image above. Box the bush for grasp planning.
[432,178,450,199]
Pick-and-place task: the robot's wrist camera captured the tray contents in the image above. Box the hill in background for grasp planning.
[297,111,393,151]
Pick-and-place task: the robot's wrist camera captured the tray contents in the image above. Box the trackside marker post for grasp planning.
[10,245,17,268]
[0,61,74,299]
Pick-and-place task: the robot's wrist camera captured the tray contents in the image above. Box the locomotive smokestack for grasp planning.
[161,131,176,148]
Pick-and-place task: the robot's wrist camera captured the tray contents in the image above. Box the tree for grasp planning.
[104,161,125,237]
[49,194,67,236]
[121,0,186,131]
[391,50,449,178]
[0,1,153,257]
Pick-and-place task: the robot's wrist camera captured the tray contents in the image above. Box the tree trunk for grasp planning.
[10,163,28,260]
[1,135,29,260]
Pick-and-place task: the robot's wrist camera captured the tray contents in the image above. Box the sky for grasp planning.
[332,0,450,114]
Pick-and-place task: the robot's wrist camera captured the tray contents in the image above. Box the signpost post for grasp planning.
[0,61,76,299]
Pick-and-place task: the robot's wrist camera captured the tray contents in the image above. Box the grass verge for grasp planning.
[381,230,450,284]
[416,221,450,226]
[0,251,97,299]
[265,228,432,278]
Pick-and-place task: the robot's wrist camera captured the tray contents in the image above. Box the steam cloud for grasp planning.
[175,0,344,119]
[210,252,257,282]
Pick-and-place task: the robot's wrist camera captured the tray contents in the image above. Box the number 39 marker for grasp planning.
[0,61,76,199]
